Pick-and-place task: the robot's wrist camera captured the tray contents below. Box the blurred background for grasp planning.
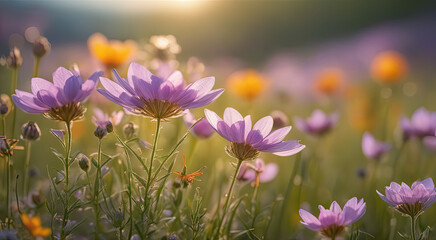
[1,0,436,239]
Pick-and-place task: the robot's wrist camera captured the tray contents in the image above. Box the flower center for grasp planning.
[320,224,345,239]
[225,142,260,161]
[43,102,86,123]
[137,99,184,120]
[396,202,424,217]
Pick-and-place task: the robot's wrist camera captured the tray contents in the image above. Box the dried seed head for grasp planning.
[7,47,22,68]
[225,142,260,161]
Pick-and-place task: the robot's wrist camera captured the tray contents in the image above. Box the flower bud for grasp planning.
[0,139,8,156]
[21,121,41,141]
[106,121,114,133]
[94,126,108,139]
[33,37,51,58]
[78,154,90,172]
[271,110,289,129]
[7,47,22,68]
[0,94,12,116]
[123,122,137,139]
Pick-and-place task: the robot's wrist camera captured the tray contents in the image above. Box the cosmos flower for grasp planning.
[295,110,338,136]
[98,62,224,120]
[361,132,390,160]
[183,110,214,138]
[237,158,278,186]
[314,68,344,95]
[371,51,408,83]
[12,67,103,123]
[88,33,137,69]
[377,178,436,217]
[299,198,366,239]
[400,107,436,139]
[204,107,305,160]
[21,214,51,237]
[227,70,268,101]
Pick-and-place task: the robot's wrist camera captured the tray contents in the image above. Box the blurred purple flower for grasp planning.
[299,197,366,238]
[423,130,436,152]
[92,108,124,128]
[183,110,214,139]
[205,107,305,160]
[98,62,224,120]
[362,132,390,160]
[377,178,436,217]
[12,67,103,123]
[400,107,436,139]
[295,110,338,136]
[237,158,278,185]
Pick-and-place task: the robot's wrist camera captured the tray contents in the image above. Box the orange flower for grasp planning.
[21,214,51,237]
[371,51,408,83]
[173,156,204,187]
[227,69,268,101]
[88,33,137,69]
[314,68,344,95]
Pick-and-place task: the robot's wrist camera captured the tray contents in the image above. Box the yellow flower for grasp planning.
[371,51,408,83]
[21,214,51,237]
[227,70,268,101]
[314,68,344,95]
[88,33,137,69]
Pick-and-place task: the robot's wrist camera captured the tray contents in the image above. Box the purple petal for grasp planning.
[223,107,244,125]
[246,116,274,145]
[52,67,73,88]
[259,163,278,182]
[113,69,136,95]
[128,62,152,84]
[299,209,322,231]
[182,88,224,109]
[167,70,185,91]
[261,126,292,145]
[63,76,82,102]
[12,94,48,114]
[76,71,103,102]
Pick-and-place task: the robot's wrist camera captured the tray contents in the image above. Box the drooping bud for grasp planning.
[21,121,41,141]
[32,37,51,58]
[271,110,289,129]
[78,154,90,172]
[7,47,22,68]
[123,122,137,139]
[0,94,12,116]
[94,126,108,139]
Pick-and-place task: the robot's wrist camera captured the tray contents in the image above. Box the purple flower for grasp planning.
[362,132,390,160]
[183,110,214,138]
[204,107,305,160]
[423,130,436,152]
[295,110,338,136]
[92,108,124,128]
[400,107,436,139]
[98,62,224,120]
[377,178,436,217]
[12,67,103,123]
[237,158,278,186]
[299,197,366,238]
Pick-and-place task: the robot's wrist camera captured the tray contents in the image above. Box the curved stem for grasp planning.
[60,122,72,239]
[23,141,31,196]
[215,159,243,239]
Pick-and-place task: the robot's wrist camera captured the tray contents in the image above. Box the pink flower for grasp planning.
[183,110,214,139]
[237,158,278,186]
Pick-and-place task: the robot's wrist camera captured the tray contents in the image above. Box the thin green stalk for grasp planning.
[214,159,243,239]
[10,67,18,138]
[278,153,301,236]
[121,139,134,239]
[23,141,31,196]
[5,155,11,228]
[391,141,406,180]
[33,57,41,77]
[95,138,102,239]
[250,183,259,236]
[1,117,5,135]
[410,216,416,240]
[60,122,72,240]
[144,119,161,211]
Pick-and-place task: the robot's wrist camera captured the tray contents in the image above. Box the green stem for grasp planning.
[250,183,259,236]
[33,57,41,77]
[23,141,31,196]
[10,67,18,138]
[410,216,416,240]
[120,135,133,239]
[1,117,5,136]
[5,155,11,228]
[95,138,102,239]
[144,119,161,211]
[60,122,72,240]
[214,159,243,239]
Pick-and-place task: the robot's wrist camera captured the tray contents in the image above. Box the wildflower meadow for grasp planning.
[1,1,436,239]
